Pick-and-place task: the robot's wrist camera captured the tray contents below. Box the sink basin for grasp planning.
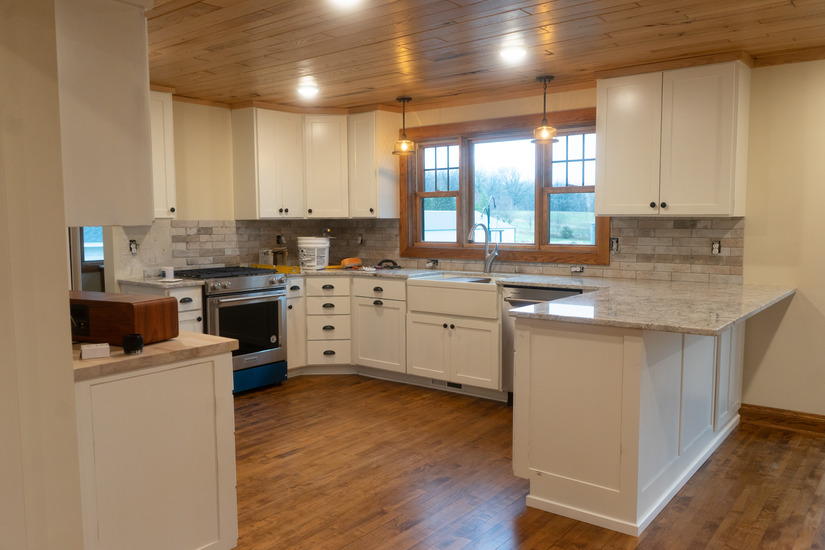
[440,276,492,284]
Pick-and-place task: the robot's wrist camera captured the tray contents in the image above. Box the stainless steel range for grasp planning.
[178,267,287,392]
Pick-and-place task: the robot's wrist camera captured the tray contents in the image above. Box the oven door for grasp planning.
[206,290,287,372]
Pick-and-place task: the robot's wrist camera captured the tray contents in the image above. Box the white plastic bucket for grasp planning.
[297,237,330,270]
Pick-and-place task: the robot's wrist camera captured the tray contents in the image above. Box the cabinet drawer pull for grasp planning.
[450,324,455,329]
[322,303,335,309]
[323,350,336,356]
[660,201,667,208]
[373,286,383,292]
[197,316,202,322]
[322,325,335,331]
[288,305,293,310]
[649,201,657,208]
[373,300,383,306]
[443,323,448,328]
[322,284,335,290]
[179,297,193,304]
[290,285,301,291]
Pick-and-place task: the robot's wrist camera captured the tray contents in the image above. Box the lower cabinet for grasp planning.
[407,312,500,390]
[305,277,351,365]
[352,296,406,372]
[75,354,237,550]
[286,277,306,370]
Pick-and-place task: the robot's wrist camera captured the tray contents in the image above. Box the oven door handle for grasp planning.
[213,294,285,305]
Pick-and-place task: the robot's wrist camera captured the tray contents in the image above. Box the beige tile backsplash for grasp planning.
[159,217,744,284]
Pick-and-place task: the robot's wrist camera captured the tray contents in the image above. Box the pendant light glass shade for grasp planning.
[392,97,416,155]
[533,76,558,144]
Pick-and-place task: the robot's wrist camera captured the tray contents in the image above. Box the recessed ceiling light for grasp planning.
[500,46,527,63]
[297,84,319,98]
[330,0,361,7]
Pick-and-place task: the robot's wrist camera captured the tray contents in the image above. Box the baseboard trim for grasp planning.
[739,404,825,436]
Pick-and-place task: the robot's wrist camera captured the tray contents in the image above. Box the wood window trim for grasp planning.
[399,107,610,265]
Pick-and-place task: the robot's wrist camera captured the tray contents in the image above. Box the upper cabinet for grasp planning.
[595,61,751,217]
[150,91,177,219]
[232,107,305,220]
[304,115,349,218]
[348,111,402,218]
[56,0,154,227]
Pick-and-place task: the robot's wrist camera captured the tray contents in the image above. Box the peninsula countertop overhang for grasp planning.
[504,277,795,336]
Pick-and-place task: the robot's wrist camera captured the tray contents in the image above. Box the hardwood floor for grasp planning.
[233,375,825,549]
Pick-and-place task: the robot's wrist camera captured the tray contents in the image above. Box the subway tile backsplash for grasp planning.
[120,217,743,284]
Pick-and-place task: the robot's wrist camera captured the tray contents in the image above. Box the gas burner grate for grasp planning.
[176,267,279,279]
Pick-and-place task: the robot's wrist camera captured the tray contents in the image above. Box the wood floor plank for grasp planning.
[233,375,825,549]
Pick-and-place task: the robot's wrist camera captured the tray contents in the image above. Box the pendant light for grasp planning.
[392,97,416,155]
[533,76,558,144]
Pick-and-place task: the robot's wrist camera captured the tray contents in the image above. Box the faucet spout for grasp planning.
[467,222,499,274]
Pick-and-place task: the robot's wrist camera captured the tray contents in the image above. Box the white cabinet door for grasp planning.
[352,297,406,373]
[660,63,742,216]
[287,297,306,370]
[407,312,450,379]
[348,111,401,218]
[232,108,304,219]
[595,71,663,216]
[75,355,237,550]
[56,0,153,227]
[451,317,500,390]
[304,115,349,218]
[150,91,177,219]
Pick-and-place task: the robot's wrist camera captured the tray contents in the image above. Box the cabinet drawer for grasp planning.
[169,287,202,313]
[352,277,406,300]
[307,340,351,365]
[178,310,203,333]
[286,277,304,298]
[306,296,351,315]
[306,277,350,296]
[307,316,351,340]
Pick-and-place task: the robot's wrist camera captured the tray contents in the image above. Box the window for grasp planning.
[399,108,609,265]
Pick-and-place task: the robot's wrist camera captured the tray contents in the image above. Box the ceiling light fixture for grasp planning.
[392,97,416,156]
[533,75,558,144]
[297,84,319,98]
[500,46,527,63]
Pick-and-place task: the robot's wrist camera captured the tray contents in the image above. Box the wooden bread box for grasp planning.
[70,290,179,346]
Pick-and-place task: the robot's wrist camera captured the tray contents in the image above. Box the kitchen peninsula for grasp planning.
[508,279,795,536]
[73,332,239,550]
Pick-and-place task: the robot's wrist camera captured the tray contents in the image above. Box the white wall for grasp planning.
[173,100,234,220]
[743,60,825,415]
[0,1,84,547]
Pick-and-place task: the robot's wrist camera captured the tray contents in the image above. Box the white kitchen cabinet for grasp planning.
[304,115,349,218]
[352,278,406,373]
[305,276,350,365]
[512,319,745,535]
[150,90,177,219]
[56,0,154,227]
[348,111,402,218]
[595,61,750,216]
[75,353,237,550]
[407,313,500,390]
[286,277,306,370]
[232,107,305,219]
[119,282,203,334]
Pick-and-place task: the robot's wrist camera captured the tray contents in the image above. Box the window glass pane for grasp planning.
[436,147,448,169]
[584,133,596,159]
[424,147,435,169]
[436,169,448,191]
[584,160,596,186]
[548,192,596,245]
[473,139,535,244]
[567,135,583,160]
[82,226,104,261]
[421,197,457,242]
[448,145,459,167]
[448,168,459,191]
[568,161,584,186]
[551,162,567,187]
[552,137,566,160]
[424,170,435,192]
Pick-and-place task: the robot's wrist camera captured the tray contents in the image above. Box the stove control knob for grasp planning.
[269,277,280,285]
[212,282,223,290]
[224,281,231,288]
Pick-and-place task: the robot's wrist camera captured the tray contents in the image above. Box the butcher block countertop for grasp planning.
[73,331,238,382]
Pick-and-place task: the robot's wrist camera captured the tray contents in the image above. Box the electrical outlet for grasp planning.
[129,239,138,255]
[610,237,619,252]
[570,266,584,273]
[711,240,721,255]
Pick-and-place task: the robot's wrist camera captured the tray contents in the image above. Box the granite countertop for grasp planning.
[506,278,795,336]
[118,276,204,289]
[73,331,238,382]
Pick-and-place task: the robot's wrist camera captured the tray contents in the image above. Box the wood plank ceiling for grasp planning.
[147,0,825,111]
